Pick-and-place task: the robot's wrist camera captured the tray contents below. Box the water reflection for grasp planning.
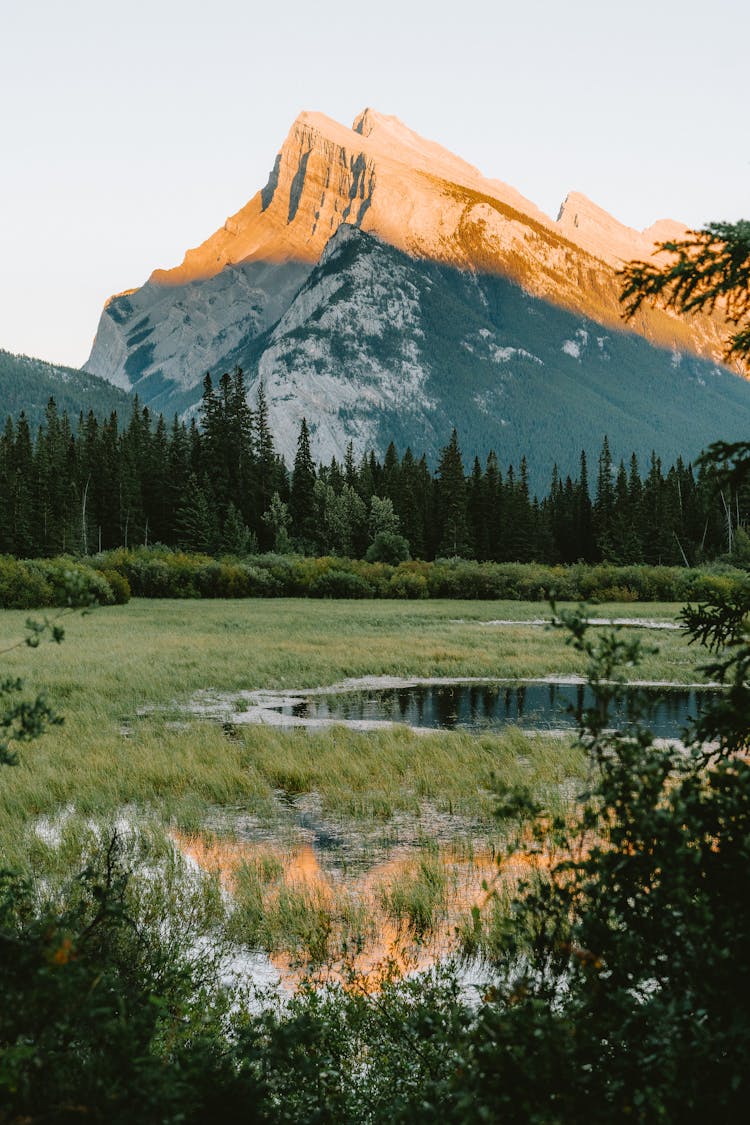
[175,829,507,991]
[274,683,714,740]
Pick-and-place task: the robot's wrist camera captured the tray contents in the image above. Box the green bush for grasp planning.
[0,555,53,608]
[0,556,117,609]
[310,570,374,599]
[82,547,750,603]
[97,567,131,604]
[29,559,116,607]
[389,571,429,599]
[365,531,411,565]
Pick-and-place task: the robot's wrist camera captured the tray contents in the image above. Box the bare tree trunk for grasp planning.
[81,475,91,556]
[673,532,690,568]
[720,490,733,555]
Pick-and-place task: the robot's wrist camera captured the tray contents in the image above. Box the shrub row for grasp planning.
[88,547,749,603]
[0,556,130,610]
[3,548,745,608]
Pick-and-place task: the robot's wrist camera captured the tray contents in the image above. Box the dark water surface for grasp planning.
[271,682,717,740]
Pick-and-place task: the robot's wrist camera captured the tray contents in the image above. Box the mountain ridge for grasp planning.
[0,349,132,427]
[81,107,747,484]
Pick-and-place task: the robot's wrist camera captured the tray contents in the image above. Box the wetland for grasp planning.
[0,597,705,983]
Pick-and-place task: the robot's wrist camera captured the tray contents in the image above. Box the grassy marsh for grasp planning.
[0,597,703,973]
[0,596,696,837]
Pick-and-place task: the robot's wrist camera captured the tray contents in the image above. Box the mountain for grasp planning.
[0,349,132,427]
[84,109,750,487]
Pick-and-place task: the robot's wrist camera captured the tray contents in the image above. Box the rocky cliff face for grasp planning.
[84,108,743,476]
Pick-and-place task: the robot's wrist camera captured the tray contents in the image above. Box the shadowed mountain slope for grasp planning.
[83,109,748,483]
[0,349,132,427]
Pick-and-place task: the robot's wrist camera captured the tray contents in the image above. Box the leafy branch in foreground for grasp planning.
[441,604,750,1121]
[619,220,750,366]
[0,569,97,767]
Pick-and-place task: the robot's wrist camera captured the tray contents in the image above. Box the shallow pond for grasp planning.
[266,682,716,740]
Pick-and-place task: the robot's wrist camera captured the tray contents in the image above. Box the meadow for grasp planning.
[0,597,705,975]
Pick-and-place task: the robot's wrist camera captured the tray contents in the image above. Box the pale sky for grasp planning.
[1,0,747,368]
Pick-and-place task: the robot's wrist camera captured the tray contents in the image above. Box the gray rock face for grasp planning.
[84,107,745,477]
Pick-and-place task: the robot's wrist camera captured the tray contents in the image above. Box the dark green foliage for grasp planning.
[425,603,750,1121]
[174,473,220,554]
[90,545,749,603]
[435,429,470,556]
[0,836,264,1123]
[289,418,318,550]
[4,379,749,570]
[621,220,750,366]
[0,557,119,609]
[309,569,374,598]
[0,350,131,426]
[365,531,410,564]
[237,969,470,1124]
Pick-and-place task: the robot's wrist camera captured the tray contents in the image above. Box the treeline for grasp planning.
[1,367,747,566]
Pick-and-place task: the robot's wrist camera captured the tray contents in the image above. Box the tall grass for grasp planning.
[0,597,694,850]
[0,596,698,970]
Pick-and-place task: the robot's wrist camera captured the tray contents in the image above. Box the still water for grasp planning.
[268,682,716,740]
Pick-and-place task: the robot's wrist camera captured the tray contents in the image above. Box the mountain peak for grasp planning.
[556,191,686,265]
[85,106,727,406]
[352,107,381,136]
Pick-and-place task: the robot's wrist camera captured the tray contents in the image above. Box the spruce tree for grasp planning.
[594,436,615,560]
[435,429,470,557]
[10,413,35,557]
[483,451,503,563]
[575,450,596,561]
[467,456,485,560]
[254,381,279,547]
[174,474,219,554]
[289,418,317,550]
[395,448,422,559]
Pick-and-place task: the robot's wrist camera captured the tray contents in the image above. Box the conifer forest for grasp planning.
[0,367,745,568]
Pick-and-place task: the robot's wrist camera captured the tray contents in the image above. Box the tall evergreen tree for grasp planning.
[289,418,317,550]
[435,429,470,557]
[594,435,615,560]
[483,451,503,563]
[254,381,280,548]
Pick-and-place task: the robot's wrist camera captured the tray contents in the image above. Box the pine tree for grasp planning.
[483,452,503,563]
[254,381,279,547]
[467,456,485,560]
[262,492,293,554]
[289,419,317,550]
[119,400,147,548]
[594,436,615,560]
[220,502,253,555]
[435,429,470,557]
[395,448,422,559]
[34,399,68,555]
[10,413,35,557]
[174,474,219,553]
[97,412,121,551]
[575,450,596,561]
[0,418,16,554]
[166,417,191,543]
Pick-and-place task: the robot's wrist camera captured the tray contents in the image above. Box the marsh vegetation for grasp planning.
[0,595,700,982]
